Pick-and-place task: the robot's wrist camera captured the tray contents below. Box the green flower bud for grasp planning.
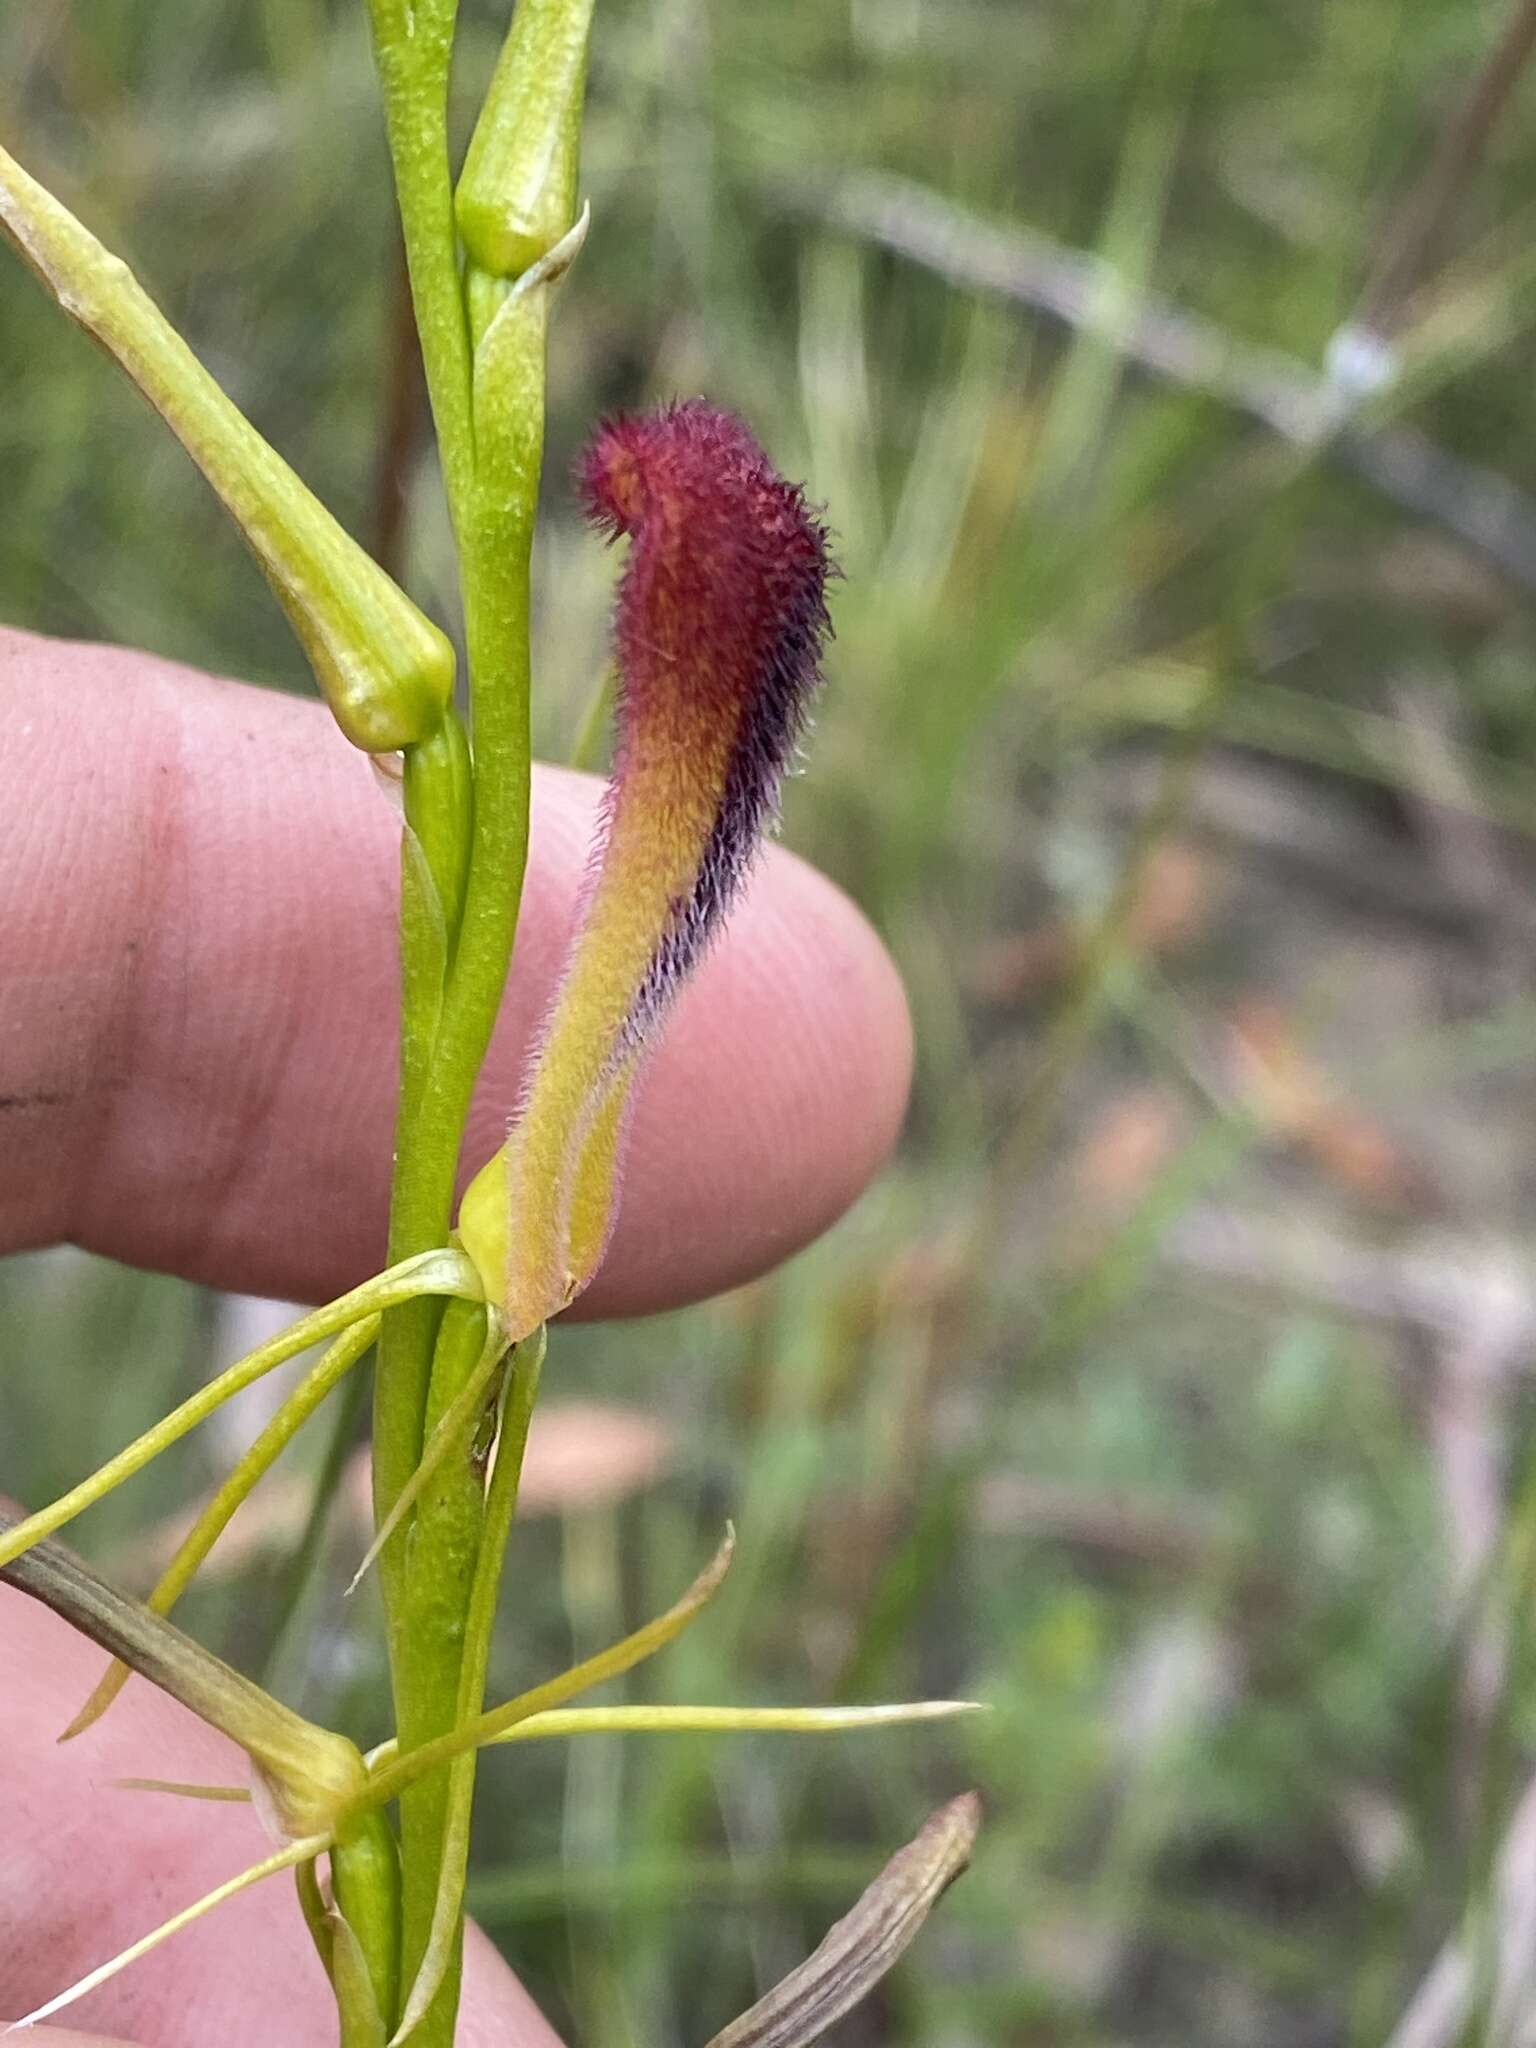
[456,0,596,280]
[0,142,455,753]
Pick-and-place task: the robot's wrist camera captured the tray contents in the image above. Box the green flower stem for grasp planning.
[363,0,475,532]
[362,15,592,2042]
[392,1330,545,2040]
[372,389,541,2017]
[363,0,484,1635]
[371,262,555,1548]
[364,0,490,1577]
[374,262,563,2048]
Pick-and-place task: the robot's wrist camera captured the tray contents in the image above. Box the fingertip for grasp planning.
[3,636,910,1312]
[460,1923,567,2047]
[27,2030,144,2045]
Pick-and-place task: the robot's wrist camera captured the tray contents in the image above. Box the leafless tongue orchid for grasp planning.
[457,402,834,1336]
[0,4,978,2040]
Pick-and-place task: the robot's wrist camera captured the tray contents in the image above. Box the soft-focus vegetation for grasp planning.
[9,1,1536,2040]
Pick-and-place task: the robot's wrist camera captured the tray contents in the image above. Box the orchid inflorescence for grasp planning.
[0,4,980,2041]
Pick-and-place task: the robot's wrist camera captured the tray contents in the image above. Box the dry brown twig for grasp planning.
[779,170,1536,596]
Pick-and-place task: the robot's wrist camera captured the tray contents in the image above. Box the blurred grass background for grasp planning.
[9,1,1536,2041]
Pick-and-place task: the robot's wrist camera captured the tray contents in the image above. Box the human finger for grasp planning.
[0,628,911,1312]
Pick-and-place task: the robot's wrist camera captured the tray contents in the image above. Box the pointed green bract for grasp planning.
[0,1249,480,1573]
[3,1834,330,2033]
[62,1314,381,1743]
[486,1701,987,1742]
[359,1527,737,1811]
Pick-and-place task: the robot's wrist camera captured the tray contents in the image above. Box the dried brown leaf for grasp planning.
[704,1792,981,2048]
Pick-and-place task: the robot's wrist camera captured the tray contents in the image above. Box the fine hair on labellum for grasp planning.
[458,399,836,1337]
[574,397,836,1050]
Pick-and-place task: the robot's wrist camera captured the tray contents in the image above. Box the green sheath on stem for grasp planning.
[390,1331,545,2041]
[332,1808,404,2031]
[395,1296,497,1887]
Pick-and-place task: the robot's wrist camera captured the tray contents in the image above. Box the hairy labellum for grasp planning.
[458,400,834,1333]
[577,399,834,1040]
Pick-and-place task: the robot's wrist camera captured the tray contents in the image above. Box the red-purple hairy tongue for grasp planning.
[458,401,835,1334]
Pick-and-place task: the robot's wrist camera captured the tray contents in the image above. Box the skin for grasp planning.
[0,629,914,2045]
